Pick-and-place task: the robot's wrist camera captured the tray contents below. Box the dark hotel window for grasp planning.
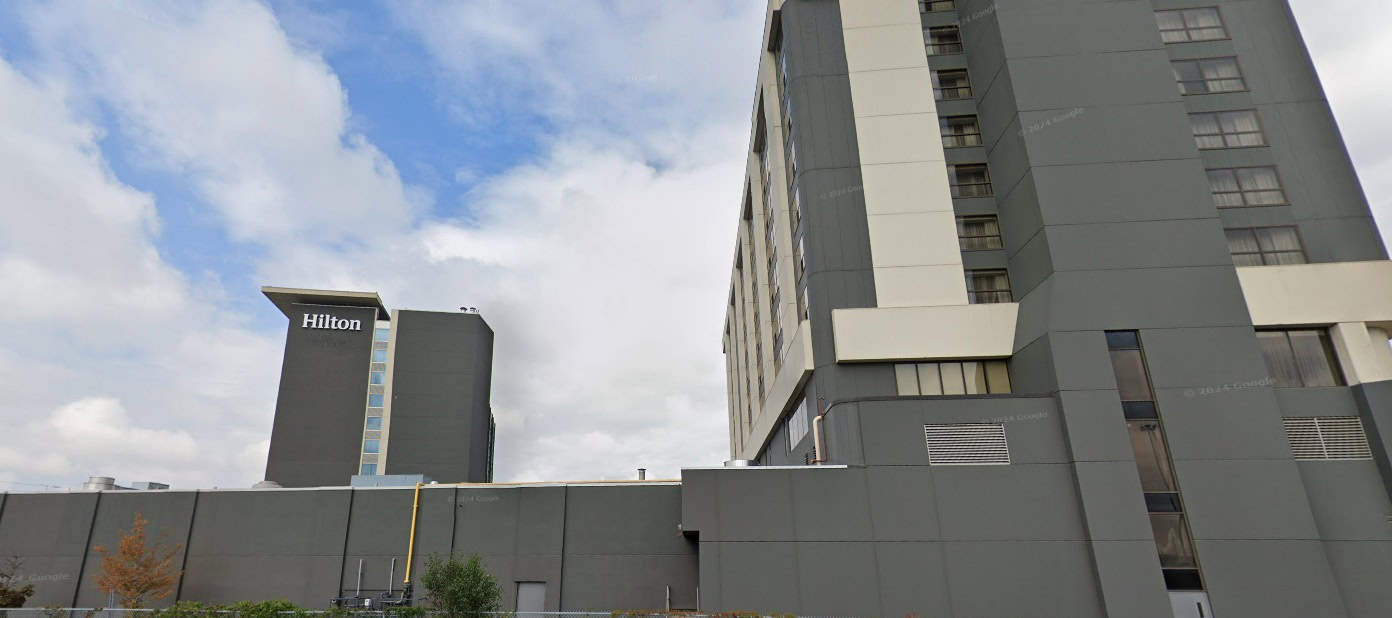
[927,26,964,55]
[1156,8,1227,43]
[941,115,982,148]
[1172,57,1246,94]
[921,0,955,12]
[1225,226,1306,266]
[948,163,993,198]
[1257,329,1345,387]
[1208,167,1287,207]
[956,215,1003,250]
[933,69,972,101]
[966,269,1012,304]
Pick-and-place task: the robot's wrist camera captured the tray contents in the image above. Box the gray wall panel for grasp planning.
[266,304,378,488]
[386,311,494,483]
[1323,541,1392,618]
[1174,460,1321,541]
[1297,463,1392,542]
[943,540,1105,618]
[1198,539,1347,618]
[794,542,880,615]
[873,541,954,617]
[0,492,98,606]
[75,491,197,607]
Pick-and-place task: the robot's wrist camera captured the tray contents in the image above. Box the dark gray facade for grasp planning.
[0,484,696,611]
[266,302,380,488]
[386,311,495,483]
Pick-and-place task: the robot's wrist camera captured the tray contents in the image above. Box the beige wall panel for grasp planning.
[843,24,930,73]
[867,211,964,267]
[1237,261,1392,328]
[855,113,947,166]
[848,68,939,117]
[861,162,955,216]
[1330,322,1392,386]
[839,0,920,29]
[873,265,970,307]
[832,303,1019,362]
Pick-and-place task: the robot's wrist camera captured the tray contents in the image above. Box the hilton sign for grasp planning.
[302,313,363,331]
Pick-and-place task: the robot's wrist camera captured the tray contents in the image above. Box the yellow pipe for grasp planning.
[403,482,423,584]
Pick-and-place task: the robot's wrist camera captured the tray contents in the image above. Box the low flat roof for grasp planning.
[261,286,390,321]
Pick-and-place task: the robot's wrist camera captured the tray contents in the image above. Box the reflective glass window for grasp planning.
[917,363,944,396]
[1110,349,1153,401]
[1151,513,1199,569]
[940,362,966,395]
[1129,420,1179,492]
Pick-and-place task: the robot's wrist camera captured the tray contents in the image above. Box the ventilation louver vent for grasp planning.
[924,423,1010,465]
[1283,417,1373,460]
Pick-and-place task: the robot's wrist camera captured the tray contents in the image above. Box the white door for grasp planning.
[516,581,546,615]
[1170,591,1214,618]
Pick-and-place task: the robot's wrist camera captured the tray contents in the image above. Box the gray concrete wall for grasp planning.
[0,484,693,612]
[958,0,1383,615]
[386,311,495,483]
[266,303,379,488]
[745,0,1392,615]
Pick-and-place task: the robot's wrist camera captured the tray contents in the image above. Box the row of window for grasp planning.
[942,159,1290,214]
[890,327,1345,406]
[895,360,1013,396]
[1107,331,1203,591]
[939,109,1269,153]
[921,418,1367,467]
[921,417,1369,465]
[360,326,392,476]
[938,224,1310,306]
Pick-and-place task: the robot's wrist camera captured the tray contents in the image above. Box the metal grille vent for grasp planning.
[924,423,1010,465]
[1283,417,1373,460]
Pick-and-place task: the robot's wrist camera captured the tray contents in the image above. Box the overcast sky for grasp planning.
[0,1,1387,490]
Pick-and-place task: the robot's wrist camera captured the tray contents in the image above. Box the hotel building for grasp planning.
[720,0,1392,615]
[262,287,495,487]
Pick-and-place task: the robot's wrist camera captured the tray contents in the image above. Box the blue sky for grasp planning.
[0,0,1388,490]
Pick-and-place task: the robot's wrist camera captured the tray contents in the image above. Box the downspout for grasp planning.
[402,482,424,600]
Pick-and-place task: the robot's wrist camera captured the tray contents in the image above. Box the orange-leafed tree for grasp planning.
[92,513,183,608]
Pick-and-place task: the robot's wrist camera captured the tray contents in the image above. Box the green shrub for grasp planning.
[223,599,308,618]
[420,553,502,618]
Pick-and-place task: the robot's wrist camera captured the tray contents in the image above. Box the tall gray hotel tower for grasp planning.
[262,286,496,487]
[722,0,1391,615]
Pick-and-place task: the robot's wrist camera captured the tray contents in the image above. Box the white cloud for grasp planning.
[24,0,418,245]
[0,54,279,490]
[394,1,763,151]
